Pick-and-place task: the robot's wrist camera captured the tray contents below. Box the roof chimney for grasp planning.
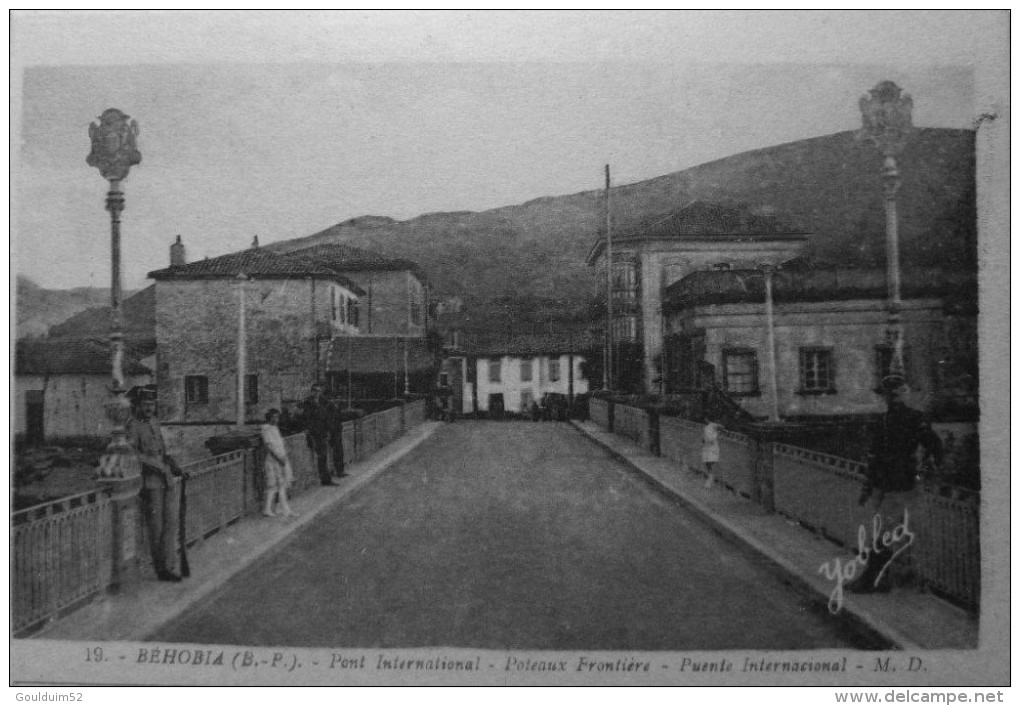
[251,235,260,249]
[170,234,186,266]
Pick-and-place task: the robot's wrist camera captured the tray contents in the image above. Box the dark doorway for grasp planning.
[488,393,505,418]
[25,390,44,445]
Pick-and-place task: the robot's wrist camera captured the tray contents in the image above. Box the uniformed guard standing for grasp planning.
[127,389,186,582]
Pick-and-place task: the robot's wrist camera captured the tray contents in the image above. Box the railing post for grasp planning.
[98,475,143,592]
[753,439,776,513]
[647,407,661,455]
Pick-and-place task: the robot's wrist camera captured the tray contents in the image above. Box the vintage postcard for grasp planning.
[9,11,1009,689]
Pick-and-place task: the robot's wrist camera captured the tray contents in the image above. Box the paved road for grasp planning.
[155,421,871,650]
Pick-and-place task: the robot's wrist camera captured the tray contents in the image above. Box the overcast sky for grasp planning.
[11,11,1006,291]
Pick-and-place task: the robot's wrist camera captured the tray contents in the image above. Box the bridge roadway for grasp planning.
[153,421,870,650]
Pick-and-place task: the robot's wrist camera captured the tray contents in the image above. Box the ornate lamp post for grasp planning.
[88,109,142,478]
[860,81,913,381]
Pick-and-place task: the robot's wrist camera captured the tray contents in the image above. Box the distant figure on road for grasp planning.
[702,420,722,489]
[848,374,942,594]
[300,383,342,486]
[127,389,186,582]
[261,408,296,518]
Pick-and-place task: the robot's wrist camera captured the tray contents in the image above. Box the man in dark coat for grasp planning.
[127,390,185,582]
[301,383,342,486]
[849,374,943,593]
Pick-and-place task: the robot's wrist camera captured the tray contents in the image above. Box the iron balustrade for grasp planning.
[12,489,113,635]
[12,401,429,635]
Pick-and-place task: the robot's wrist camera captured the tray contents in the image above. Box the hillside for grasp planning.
[14,276,132,339]
[269,128,976,331]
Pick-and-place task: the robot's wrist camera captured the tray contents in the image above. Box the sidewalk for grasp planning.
[571,420,978,650]
[36,421,442,642]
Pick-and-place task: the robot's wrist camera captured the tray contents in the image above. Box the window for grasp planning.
[799,348,835,393]
[488,360,502,383]
[184,375,209,405]
[352,299,360,328]
[410,299,423,326]
[347,298,356,328]
[520,389,534,410]
[244,374,259,405]
[612,315,638,342]
[330,288,338,321]
[339,294,347,325]
[722,350,758,395]
[520,358,533,382]
[439,373,449,387]
[611,261,638,302]
[711,262,733,271]
[548,358,561,382]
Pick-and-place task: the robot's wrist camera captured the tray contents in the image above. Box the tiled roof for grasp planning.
[455,332,599,357]
[16,338,151,376]
[325,336,436,373]
[588,201,807,262]
[147,249,365,294]
[288,243,417,272]
[664,267,977,310]
[286,243,429,285]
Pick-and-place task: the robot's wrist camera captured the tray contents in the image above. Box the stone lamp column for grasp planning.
[88,109,143,588]
[860,81,913,380]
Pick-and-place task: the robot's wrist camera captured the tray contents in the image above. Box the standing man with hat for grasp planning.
[127,388,187,582]
[848,374,942,594]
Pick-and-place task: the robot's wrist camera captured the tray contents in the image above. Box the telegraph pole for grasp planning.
[605,164,614,391]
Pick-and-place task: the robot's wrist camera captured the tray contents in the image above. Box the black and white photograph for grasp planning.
[9,10,1009,690]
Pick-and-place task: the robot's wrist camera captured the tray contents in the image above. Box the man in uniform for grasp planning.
[127,390,185,582]
[301,383,343,486]
[849,374,942,593]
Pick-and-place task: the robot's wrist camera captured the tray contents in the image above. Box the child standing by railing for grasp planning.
[702,420,722,489]
[261,409,296,518]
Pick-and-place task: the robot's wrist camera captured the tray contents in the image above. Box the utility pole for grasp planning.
[605,164,614,391]
[236,272,248,428]
[761,264,780,423]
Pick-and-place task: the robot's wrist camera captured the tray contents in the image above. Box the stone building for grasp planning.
[662,265,978,420]
[274,243,435,398]
[587,201,808,392]
[15,338,153,442]
[147,246,363,424]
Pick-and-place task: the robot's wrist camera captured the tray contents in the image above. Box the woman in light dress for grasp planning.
[261,408,296,517]
[702,420,722,489]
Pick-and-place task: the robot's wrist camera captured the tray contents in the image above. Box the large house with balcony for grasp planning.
[662,265,978,421]
[587,201,809,393]
[147,244,364,423]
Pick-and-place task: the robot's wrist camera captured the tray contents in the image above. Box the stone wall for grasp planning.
[155,278,358,423]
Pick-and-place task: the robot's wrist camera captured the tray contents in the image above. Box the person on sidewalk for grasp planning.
[260,409,296,518]
[127,390,186,582]
[847,374,943,594]
[702,420,722,489]
[300,383,343,486]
